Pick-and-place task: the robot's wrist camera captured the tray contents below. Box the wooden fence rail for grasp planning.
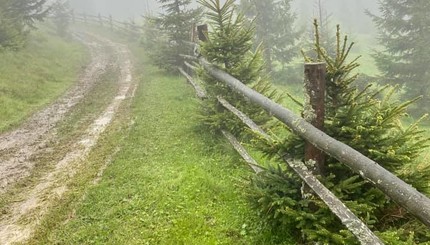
[177,31,430,242]
[73,13,143,36]
[180,64,385,244]
[197,57,430,228]
[75,15,429,242]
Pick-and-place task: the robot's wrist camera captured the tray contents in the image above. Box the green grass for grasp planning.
[0,59,120,215]
[0,25,89,132]
[25,31,294,243]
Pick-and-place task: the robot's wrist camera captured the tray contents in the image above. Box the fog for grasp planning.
[69,0,380,34]
[69,0,158,20]
[292,0,379,34]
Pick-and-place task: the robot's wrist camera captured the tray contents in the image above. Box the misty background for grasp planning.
[68,0,380,34]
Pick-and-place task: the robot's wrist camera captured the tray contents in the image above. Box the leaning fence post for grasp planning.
[303,62,326,176]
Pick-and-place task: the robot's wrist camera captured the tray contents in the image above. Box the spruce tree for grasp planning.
[249,22,430,244]
[51,0,72,38]
[368,0,430,114]
[197,0,279,137]
[239,0,299,73]
[10,0,49,27]
[0,0,49,49]
[154,0,200,72]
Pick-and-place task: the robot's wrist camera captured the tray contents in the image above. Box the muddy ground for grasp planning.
[0,33,135,245]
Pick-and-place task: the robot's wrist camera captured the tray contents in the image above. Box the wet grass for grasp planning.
[0,25,89,133]
[27,70,133,245]
[27,30,294,243]
[0,64,120,216]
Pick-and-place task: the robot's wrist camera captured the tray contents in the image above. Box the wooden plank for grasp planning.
[222,130,264,173]
[217,97,271,141]
[180,54,198,61]
[285,158,384,245]
[178,68,207,99]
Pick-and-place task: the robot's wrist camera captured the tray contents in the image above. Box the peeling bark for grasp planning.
[304,62,326,175]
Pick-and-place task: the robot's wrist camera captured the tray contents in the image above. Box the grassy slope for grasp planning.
[28,31,293,243]
[0,25,88,132]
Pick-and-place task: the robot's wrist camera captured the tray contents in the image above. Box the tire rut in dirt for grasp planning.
[0,32,135,245]
[0,33,110,193]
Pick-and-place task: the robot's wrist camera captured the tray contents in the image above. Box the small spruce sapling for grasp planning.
[248,20,430,244]
[197,0,280,138]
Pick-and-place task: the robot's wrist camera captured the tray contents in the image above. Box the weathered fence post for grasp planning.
[303,62,326,176]
[197,24,208,42]
[191,23,197,43]
[83,13,87,24]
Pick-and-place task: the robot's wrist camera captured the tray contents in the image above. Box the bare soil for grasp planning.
[0,33,135,245]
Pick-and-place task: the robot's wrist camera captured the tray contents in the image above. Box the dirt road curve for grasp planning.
[0,33,135,244]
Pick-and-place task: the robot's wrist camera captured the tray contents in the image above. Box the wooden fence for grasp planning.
[178,28,430,245]
[72,12,143,36]
[73,17,430,244]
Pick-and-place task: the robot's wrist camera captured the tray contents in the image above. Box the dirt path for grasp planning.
[0,33,135,245]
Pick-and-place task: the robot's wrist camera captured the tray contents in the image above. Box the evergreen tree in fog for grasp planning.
[368,0,430,114]
[0,0,49,49]
[156,0,200,71]
[239,0,299,73]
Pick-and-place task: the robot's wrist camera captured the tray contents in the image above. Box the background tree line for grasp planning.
[0,0,73,50]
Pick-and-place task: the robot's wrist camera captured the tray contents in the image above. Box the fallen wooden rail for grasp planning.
[199,58,430,227]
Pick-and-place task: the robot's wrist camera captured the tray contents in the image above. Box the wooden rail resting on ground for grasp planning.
[198,57,430,227]
[177,67,264,173]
